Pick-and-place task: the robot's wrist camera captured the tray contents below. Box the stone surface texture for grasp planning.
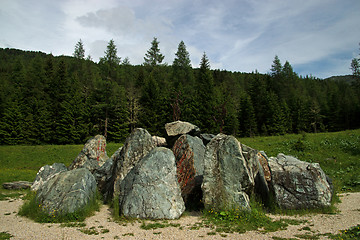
[36,168,96,215]
[202,134,253,211]
[268,153,332,209]
[68,135,109,173]
[118,147,185,219]
[31,163,68,191]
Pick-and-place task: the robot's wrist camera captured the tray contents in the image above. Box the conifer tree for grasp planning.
[144,37,165,67]
[73,39,85,59]
[196,52,218,133]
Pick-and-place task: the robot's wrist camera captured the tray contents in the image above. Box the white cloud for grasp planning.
[1,0,359,77]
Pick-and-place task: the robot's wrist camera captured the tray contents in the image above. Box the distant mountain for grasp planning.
[324,75,360,84]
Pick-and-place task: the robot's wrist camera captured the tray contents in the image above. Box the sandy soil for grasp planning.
[1,192,359,240]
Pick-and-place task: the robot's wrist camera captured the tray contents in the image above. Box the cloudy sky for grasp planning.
[1,0,359,78]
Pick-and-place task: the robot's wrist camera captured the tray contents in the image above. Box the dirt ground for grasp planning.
[1,192,359,240]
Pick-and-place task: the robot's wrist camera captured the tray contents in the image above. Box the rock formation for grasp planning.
[268,153,332,209]
[118,147,185,219]
[36,168,96,216]
[202,134,253,211]
[31,163,68,191]
[68,135,109,173]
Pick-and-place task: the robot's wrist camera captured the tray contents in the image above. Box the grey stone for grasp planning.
[118,147,185,219]
[68,135,109,173]
[107,128,155,201]
[165,121,201,147]
[3,181,32,190]
[31,163,68,191]
[165,121,200,137]
[36,168,96,216]
[202,134,252,211]
[268,153,332,209]
[152,136,167,147]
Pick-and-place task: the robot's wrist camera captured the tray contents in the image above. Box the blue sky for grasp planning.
[1,0,359,78]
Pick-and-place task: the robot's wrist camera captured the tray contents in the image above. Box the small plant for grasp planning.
[324,224,360,240]
[140,221,180,230]
[207,231,216,235]
[122,233,134,237]
[79,227,99,235]
[0,231,13,240]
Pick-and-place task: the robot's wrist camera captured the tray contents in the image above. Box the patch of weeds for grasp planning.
[79,227,99,235]
[299,226,311,231]
[202,198,309,234]
[272,237,298,240]
[324,224,360,240]
[60,222,86,228]
[220,233,228,237]
[18,190,100,223]
[122,233,134,237]
[140,221,180,230]
[101,229,110,234]
[0,190,28,201]
[153,232,162,235]
[207,231,216,235]
[294,233,320,239]
[0,231,13,240]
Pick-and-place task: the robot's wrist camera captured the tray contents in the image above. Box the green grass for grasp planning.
[0,142,122,190]
[0,232,13,240]
[202,197,306,234]
[323,224,360,240]
[239,129,360,192]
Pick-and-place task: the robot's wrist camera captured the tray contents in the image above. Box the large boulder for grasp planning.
[268,153,332,209]
[202,134,253,211]
[31,163,68,191]
[36,168,96,216]
[106,128,155,201]
[68,135,109,173]
[172,134,205,207]
[165,121,201,147]
[118,147,185,219]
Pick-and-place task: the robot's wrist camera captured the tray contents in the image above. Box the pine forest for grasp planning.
[1,38,359,145]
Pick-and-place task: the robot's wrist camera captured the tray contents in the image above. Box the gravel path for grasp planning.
[1,192,359,240]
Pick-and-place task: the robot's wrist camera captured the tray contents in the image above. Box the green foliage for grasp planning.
[0,48,359,144]
[0,232,13,240]
[327,224,360,240]
[140,221,180,230]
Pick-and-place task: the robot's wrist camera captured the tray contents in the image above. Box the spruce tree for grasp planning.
[143,37,165,67]
[196,52,218,133]
[73,39,85,59]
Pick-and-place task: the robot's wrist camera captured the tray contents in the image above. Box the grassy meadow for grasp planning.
[0,129,359,194]
[0,142,123,191]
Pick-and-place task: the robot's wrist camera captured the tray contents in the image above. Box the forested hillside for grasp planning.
[1,39,359,145]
